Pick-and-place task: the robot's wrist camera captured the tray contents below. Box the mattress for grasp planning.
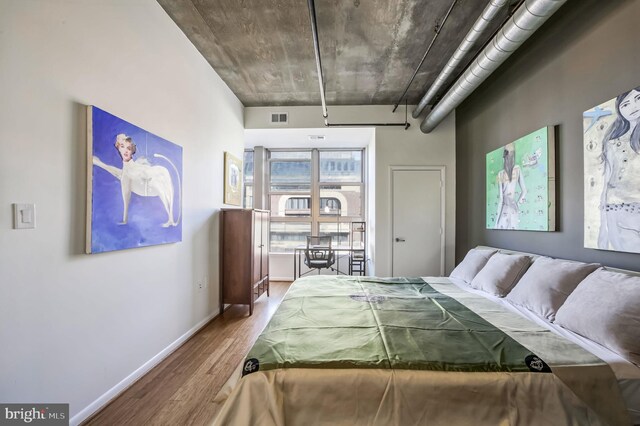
[213,275,634,425]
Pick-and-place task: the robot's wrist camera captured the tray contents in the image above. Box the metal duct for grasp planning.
[420,0,566,133]
[412,0,509,118]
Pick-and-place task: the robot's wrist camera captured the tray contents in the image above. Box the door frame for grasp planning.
[389,165,446,277]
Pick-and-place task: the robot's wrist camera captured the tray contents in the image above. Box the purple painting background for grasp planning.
[90,106,183,253]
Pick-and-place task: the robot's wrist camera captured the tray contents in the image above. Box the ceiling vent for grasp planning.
[269,112,288,125]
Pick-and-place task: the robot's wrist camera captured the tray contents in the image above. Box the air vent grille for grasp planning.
[270,112,288,124]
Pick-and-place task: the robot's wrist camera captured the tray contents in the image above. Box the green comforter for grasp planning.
[243,276,550,376]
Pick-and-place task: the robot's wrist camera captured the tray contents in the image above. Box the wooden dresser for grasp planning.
[220,209,269,315]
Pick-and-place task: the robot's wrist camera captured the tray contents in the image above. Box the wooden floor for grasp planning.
[84,281,291,426]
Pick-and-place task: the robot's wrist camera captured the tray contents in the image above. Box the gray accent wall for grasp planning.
[455,0,640,271]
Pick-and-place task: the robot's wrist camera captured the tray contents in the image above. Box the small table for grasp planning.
[293,245,366,279]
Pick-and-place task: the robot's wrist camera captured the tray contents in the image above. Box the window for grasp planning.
[243,150,254,208]
[268,150,312,220]
[269,222,312,253]
[284,197,311,216]
[319,186,361,217]
[319,150,362,182]
[267,196,343,217]
[319,197,341,215]
[269,151,311,192]
[268,149,364,253]
[318,222,350,246]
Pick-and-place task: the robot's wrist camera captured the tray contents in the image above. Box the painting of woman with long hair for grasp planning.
[585,86,640,253]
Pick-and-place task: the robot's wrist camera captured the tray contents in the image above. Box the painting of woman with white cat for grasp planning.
[87,106,183,254]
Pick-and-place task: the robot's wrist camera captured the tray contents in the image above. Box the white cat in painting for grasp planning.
[93,134,181,227]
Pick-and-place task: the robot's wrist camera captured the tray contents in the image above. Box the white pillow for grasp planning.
[450,248,497,284]
[506,257,600,321]
[470,253,531,297]
[555,268,640,366]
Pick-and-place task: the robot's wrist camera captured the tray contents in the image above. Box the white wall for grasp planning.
[367,134,377,275]
[0,1,244,423]
[245,106,456,277]
[375,112,456,276]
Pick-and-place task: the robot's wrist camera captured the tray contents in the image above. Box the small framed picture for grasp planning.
[224,152,242,206]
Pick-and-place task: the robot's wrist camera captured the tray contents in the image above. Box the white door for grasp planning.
[391,168,444,276]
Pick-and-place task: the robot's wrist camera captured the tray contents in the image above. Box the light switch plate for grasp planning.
[13,203,36,229]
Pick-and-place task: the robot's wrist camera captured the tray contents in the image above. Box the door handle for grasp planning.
[395,238,406,242]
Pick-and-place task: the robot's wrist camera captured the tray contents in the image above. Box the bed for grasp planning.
[213,250,640,426]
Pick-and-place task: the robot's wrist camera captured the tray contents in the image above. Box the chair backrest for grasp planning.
[304,236,335,266]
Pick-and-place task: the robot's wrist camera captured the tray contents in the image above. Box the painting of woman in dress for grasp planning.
[87,106,183,254]
[486,127,555,231]
[495,143,527,229]
[584,86,640,253]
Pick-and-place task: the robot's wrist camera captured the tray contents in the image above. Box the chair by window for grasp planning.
[303,236,336,275]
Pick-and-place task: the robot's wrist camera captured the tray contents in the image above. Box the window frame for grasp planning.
[268,149,313,221]
[243,149,254,208]
[316,149,365,230]
[267,148,365,253]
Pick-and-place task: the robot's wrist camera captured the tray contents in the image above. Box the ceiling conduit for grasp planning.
[307,0,410,129]
[307,0,328,123]
[420,0,567,133]
[392,0,459,113]
[412,0,509,118]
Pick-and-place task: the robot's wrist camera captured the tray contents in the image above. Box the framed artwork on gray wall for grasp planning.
[486,126,556,231]
[584,86,640,254]
[87,106,183,253]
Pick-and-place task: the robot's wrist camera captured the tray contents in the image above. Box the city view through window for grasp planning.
[244,149,365,253]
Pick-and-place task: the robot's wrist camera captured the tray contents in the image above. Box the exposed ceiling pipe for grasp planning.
[391,0,459,113]
[420,0,567,133]
[307,0,328,124]
[307,0,410,129]
[412,0,509,118]
[328,100,411,129]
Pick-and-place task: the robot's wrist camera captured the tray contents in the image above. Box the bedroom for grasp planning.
[0,0,639,425]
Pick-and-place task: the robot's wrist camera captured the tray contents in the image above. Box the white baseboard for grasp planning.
[70,310,219,426]
[270,276,294,281]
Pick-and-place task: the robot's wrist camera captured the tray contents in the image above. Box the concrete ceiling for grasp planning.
[158,0,515,107]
